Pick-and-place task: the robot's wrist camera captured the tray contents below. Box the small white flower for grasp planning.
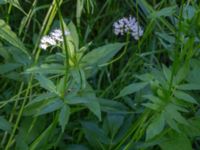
[39,43,48,50]
[41,36,51,43]
[46,36,57,45]
[113,16,144,40]
[39,28,70,50]
[51,29,62,37]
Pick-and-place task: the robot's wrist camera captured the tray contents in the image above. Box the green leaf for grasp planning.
[36,99,63,116]
[82,43,125,67]
[29,122,56,150]
[0,116,12,132]
[70,68,86,89]
[162,64,171,82]
[66,145,89,150]
[174,90,198,104]
[0,63,22,74]
[183,5,196,20]
[150,5,177,18]
[59,104,70,132]
[175,64,189,84]
[178,83,200,90]
[25,64,65,75]
[85,99,101,121]
[106,114,124,138]
[35,74,58,94]
[143,95,163,104]
[82,121,110,147]
[143,103,160,110]
[5,0,25,14]
[165,104,188,125]
[117,82,148,97]
[26,92,55,106]
[99,98,128,113]
[159,132,193,150]
[68,21,79,51]
[66,96,101,120]
[136,73,154,82]
[0,45,10,60]
[146,112,165,140]
[8,46,31,65]
[0,19,29,56]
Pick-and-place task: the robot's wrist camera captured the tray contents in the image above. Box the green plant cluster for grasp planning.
[0,0,200,150]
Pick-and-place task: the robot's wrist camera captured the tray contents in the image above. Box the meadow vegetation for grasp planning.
[0,0,200,149]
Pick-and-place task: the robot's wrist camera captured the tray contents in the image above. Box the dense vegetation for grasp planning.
[0,0,200,149]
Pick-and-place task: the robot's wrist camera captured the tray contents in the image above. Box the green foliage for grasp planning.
[0,1,200,150]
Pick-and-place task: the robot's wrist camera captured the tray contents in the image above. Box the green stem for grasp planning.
[5,77,33,149]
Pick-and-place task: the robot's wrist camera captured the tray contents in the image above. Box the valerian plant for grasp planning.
[0,0,200,150]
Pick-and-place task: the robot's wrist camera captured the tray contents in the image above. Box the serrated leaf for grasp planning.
[117,82,148,97]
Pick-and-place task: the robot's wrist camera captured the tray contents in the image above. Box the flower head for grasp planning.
[113,16,143,40]
[40,29,70,50]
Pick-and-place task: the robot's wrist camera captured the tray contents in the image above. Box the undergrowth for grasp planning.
[0,0,200,150]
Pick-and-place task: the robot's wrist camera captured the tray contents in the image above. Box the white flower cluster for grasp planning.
[113,16,143,40]
[39,29,70,50]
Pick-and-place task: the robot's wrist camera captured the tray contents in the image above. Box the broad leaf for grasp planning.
[81,43,125,67]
